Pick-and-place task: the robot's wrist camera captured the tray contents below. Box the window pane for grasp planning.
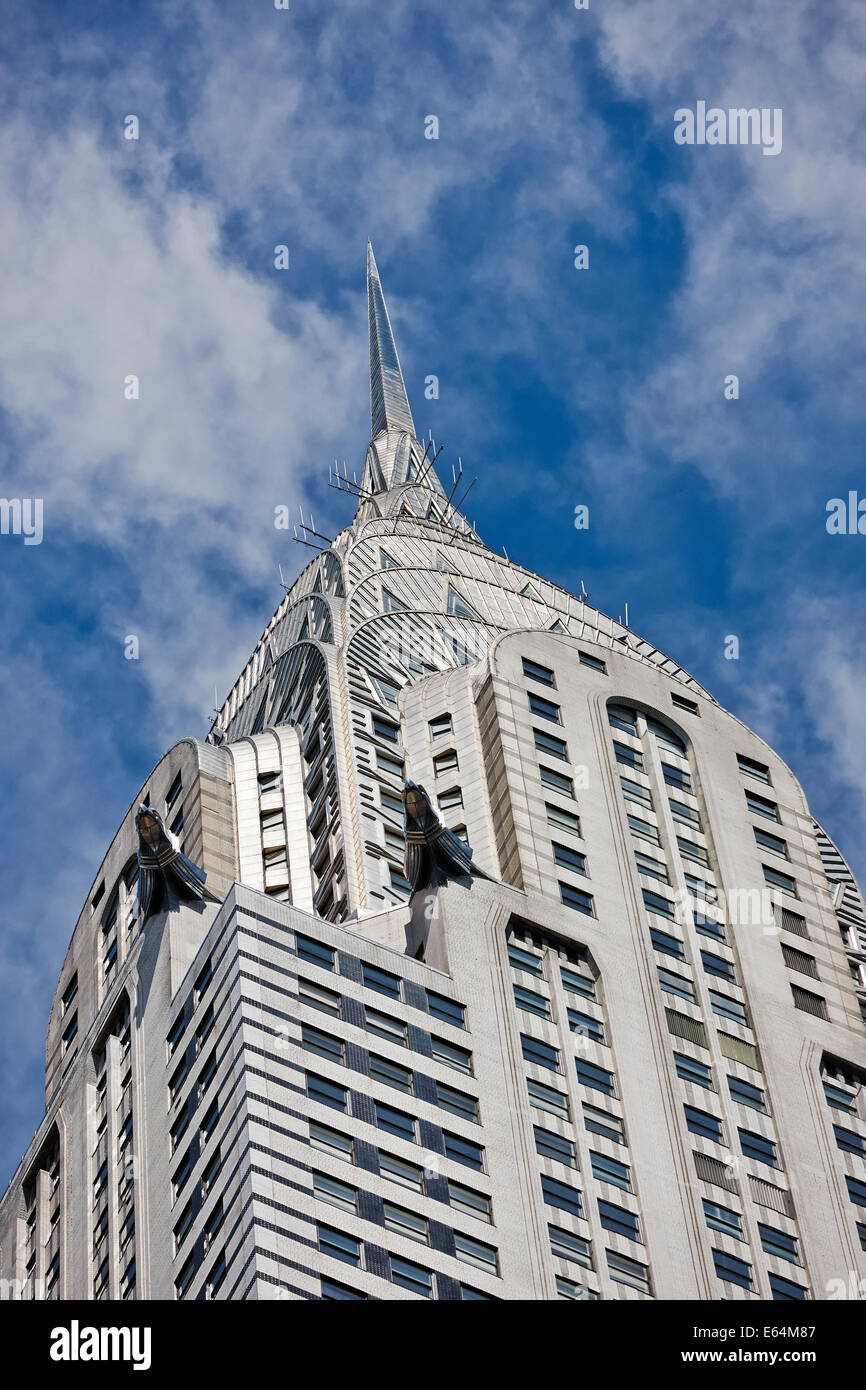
[426,990,466,1028]
[514,984,551,1018]
[375,1103,415,1140]
[454,1232,498,1272]
[575,1060,615,1096]
[521,1035,559,1071]
[307,1073,347,1112]
[684,1105,722,1142]
[528,1078,570,1117]
[727,1076,766,1113]
[590,1151,631,1191]
[297,935,335,971]
[310,1121,354,1161]
[444,1133,484,1171]
[384,1202,429,1244]
[529,693,561,723]
[318,1224,360,1267]
[448,1181,492,1223]
[508,943,543,975]
[561,966,596,1000]
[541,1175,582,1217]
[549,1224,592,1268]
[363,964,401,999]
[560,882,595,916]
[379,1152,424,1191]
[583,1103,624,1144]
[534,1126,576,1167]
[522,657,555,687]
[313,1172,358,1213]
[431,1037,473,1073]
[390,1254,433,1296]
[436,1083,478,1121]
[598,1200,639,1240]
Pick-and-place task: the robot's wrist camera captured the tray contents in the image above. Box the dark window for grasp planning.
[521,1034,560,1071]
[755,827,788,858]
[578,651,606,673]
[621,776,653,809]
[598,1200,639,1241]
[541,1175,583,1218]
[522,657,556,687]
[769,1272,808,1301]
[575,1060,615,1096]
[675,1052,713,1089]
[297,935,335,971]
[540,765,575,797]
[301,1025,345,1063]
[390,1254,433,1297]
[713,1248,753,1290]
[583,1100,622,1145]
[763,865,797,898]
[590,1151,631,1191]
[370,1054,413,1095]
[746,789,779,821]
[833,1124,865,1156]
[701,950,735,981]
[657,967,695,1003]
[846,1175,866,1208]
[195,958,213,1001]
[702,1198,741,1238]
[514,984,551,1018]
[362,963,401,999]
[684,1105,723,1142]
[737,754,770,785]
[553,842,587,875]
[372,714,400,743]
[550,1224,592,1268]
[167,1014,187,1055]
[560,882,595,916]
[306,1073,348,1112]
[727,1075,766,1113]
[317,1224,361,1267]
[546,802,581,835]
[426,990,466,1028]
[534,1127,576,1167]
[561,966,596,1000]
[567,1009,605,1045]
[758,1223,798,1263]
[444,1132,484,1172]
[608,704,637,735]
[642,888,676,920]
[529,692,561,723]
[321,1277,368,1301]
[508,942,543,975]
[534,728,568,760]
[366,1009,408,1046]
[650,927,684,959]
[739,1128,778,1168]
[527,1078,570,1118]
[436,1082,479,1122]
[614,741,643,771]
[375,1102,415,1141]
[662,762,692,791]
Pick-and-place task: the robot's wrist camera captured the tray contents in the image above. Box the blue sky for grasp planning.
[1,0,865,1185]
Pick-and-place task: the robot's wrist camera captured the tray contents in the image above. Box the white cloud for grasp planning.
[0,120,369,729]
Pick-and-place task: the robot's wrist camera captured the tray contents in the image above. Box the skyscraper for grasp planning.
[1,247,864,1303]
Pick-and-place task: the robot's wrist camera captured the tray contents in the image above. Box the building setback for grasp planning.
[1,246,865,1303]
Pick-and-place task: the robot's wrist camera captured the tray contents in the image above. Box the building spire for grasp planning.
[367,242,416,440]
